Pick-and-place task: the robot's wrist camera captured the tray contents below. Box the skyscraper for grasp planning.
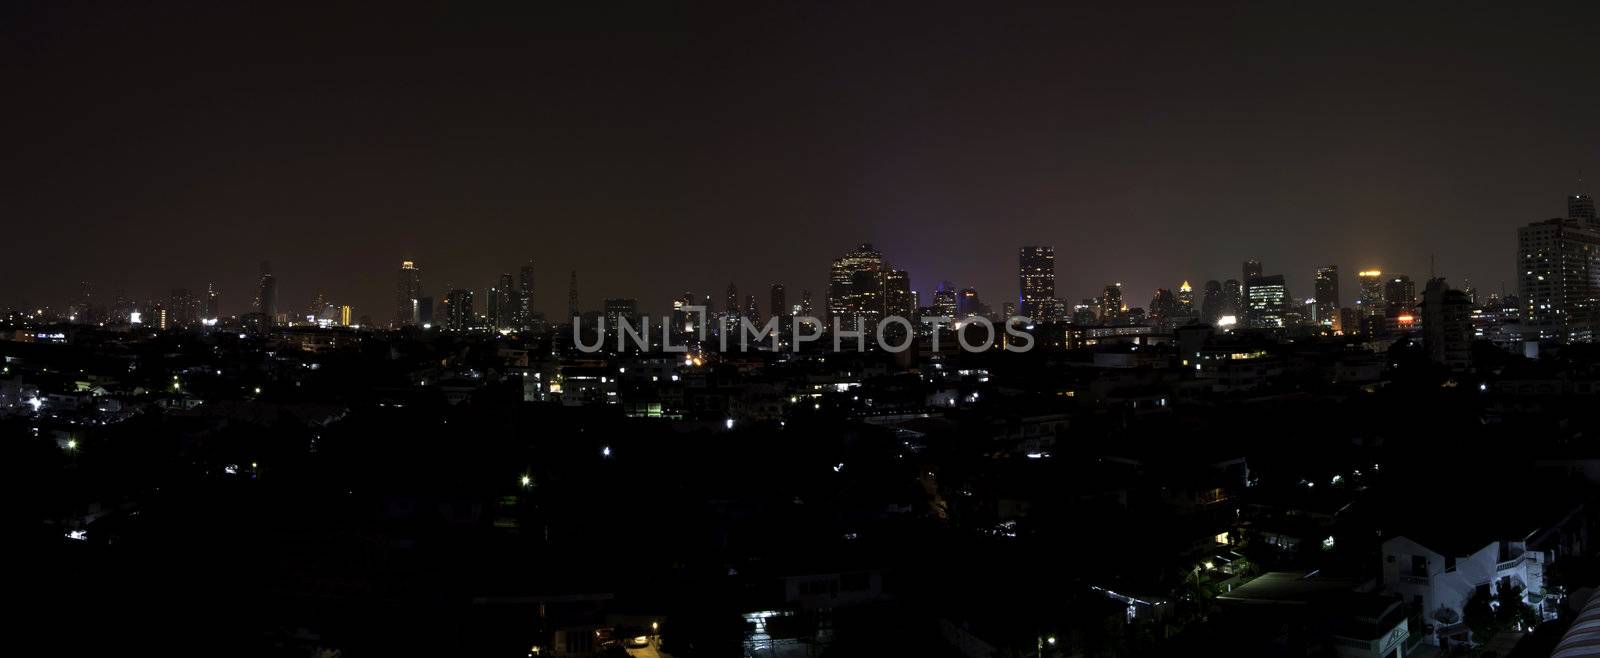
[1018,246,1056,321]
[769,283,786,319]
[517,261,535,328]
[1201,280,1223,324]
[1245,274,1288,329]
[1222,279,1243,322]
[1570,189,1596,226]
[1149,288,1175,322]
[1357,270,1386,320]
[567,270,580,321]
[882,271,914,320]
[204,282,220,320]
[489,272,514,329]
[396,260,422,326]
[169,288,198,327]
[1313,265,1340,330]
[932,281,958,318]
[743,294,759,323]
[1243,259,1263,281]
[444,289,475,331]
[957,287,982,318]
[255,261,277,323]
[827,243,885,327]
[1519,217,1600,341]
[1385,275,1416,315]
[1100,283,1124,323]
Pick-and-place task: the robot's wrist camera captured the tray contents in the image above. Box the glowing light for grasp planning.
[1358,270,1383,277]
[725,418,735,429]
[601,446,612,457]
[65,438,77,450]
[1217,315,1237,327]
[520,474,532,487]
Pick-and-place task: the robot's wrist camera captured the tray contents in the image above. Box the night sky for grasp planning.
[4,2,1598,318]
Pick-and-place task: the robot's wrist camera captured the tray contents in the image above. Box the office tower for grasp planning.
[743,294,759,323]
[827,243,885,326]
[1201,280,1223,324]
[112,289,134,322]
[800,290,814,316]
[1461,278,1477,306]
[1245,274,1289,328]
[396,260,423,326]
[951,287,980,318]
[932,281,958,318]
[517,261,535,328]
[567,270,580,321]
[1002,302,1016,319]
[1422,278,1473,369]
[1357,269,1386,320]
[204,283,220,320]
[150,304,169,330]
[444,289,474,331]
[1385,275,1416,314]
[1176,281,1194,310]
[417,297,434,325]
[1519,217,1600,342]
[1099,284,1124,323]
[1018,246,1056,321]
[882,270,914,320]
[1314,265,1340,330]
[724,283,740,318]
[1149,288,1174,321]
[338,305,353,327]
[769,284,786,319]
[1222,279,1243,320]
[491,272,514,329]
[307,290,328,323]
[255,261,277,322]
[1243,259,1263,281]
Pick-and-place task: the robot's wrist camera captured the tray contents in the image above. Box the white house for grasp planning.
[1380,535,1548,646]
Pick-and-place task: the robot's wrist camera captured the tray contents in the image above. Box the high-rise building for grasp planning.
[255,261,277,323]
[1519,217,1600,342]
[1357,270,1386,320]
[1571,190,1597,226]
[1385,275,1416,315]
[1222,279,1243,322]
[604,298,639,344]
[882,271,914,320]
[1018,246,1056,321]
[1100,283,1124,323]
[1245,274,1289,328]
[567,271,580,322]
[769,284,786,319]
[491,272,515,329]
[827,243,885,328]
[1243,259,1264,281]
[1149,288,1175,321]
[396,260,422,326]
[1176,281,1194,310]
[1201,280,1223,324]
[932,281,958,318]
[725,283,740,317]
[517,261,535,328]
[444,289,475,331]
[1422,278,1473,370]
[743,294,759,323]
[955,287,981,318]
[1314,265,1340,330]
[204,282,220,320]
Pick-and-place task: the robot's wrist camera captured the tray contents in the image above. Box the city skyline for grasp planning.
[4,3,1599,321]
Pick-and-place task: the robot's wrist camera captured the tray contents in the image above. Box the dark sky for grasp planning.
[4,2,1598,319]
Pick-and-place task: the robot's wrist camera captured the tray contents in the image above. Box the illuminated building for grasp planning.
[1018,246,1056,321]
[168,288,199,327]
[339,304,352,327]
[1176,280,1194,310]
[932,281,958,318]
[255,261,277,323]
[743,294,759,323]
[395,260,422,326]
[1099,283,1124,324]
[1149,288,1174,322]
[1245,274,1288,329]
[1385,275,1416,315]
[1571,189,1597,226]
[957,287,982,318]
[1313,265,1339,331]
[444,289,474,331]
[882,270,914,320]
[490,272,514,329]
[517,262,535,328]
[604,298,639,344]
[1357,270,1386,321]
[827,243,884,329]
[1519,217,1600,342]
